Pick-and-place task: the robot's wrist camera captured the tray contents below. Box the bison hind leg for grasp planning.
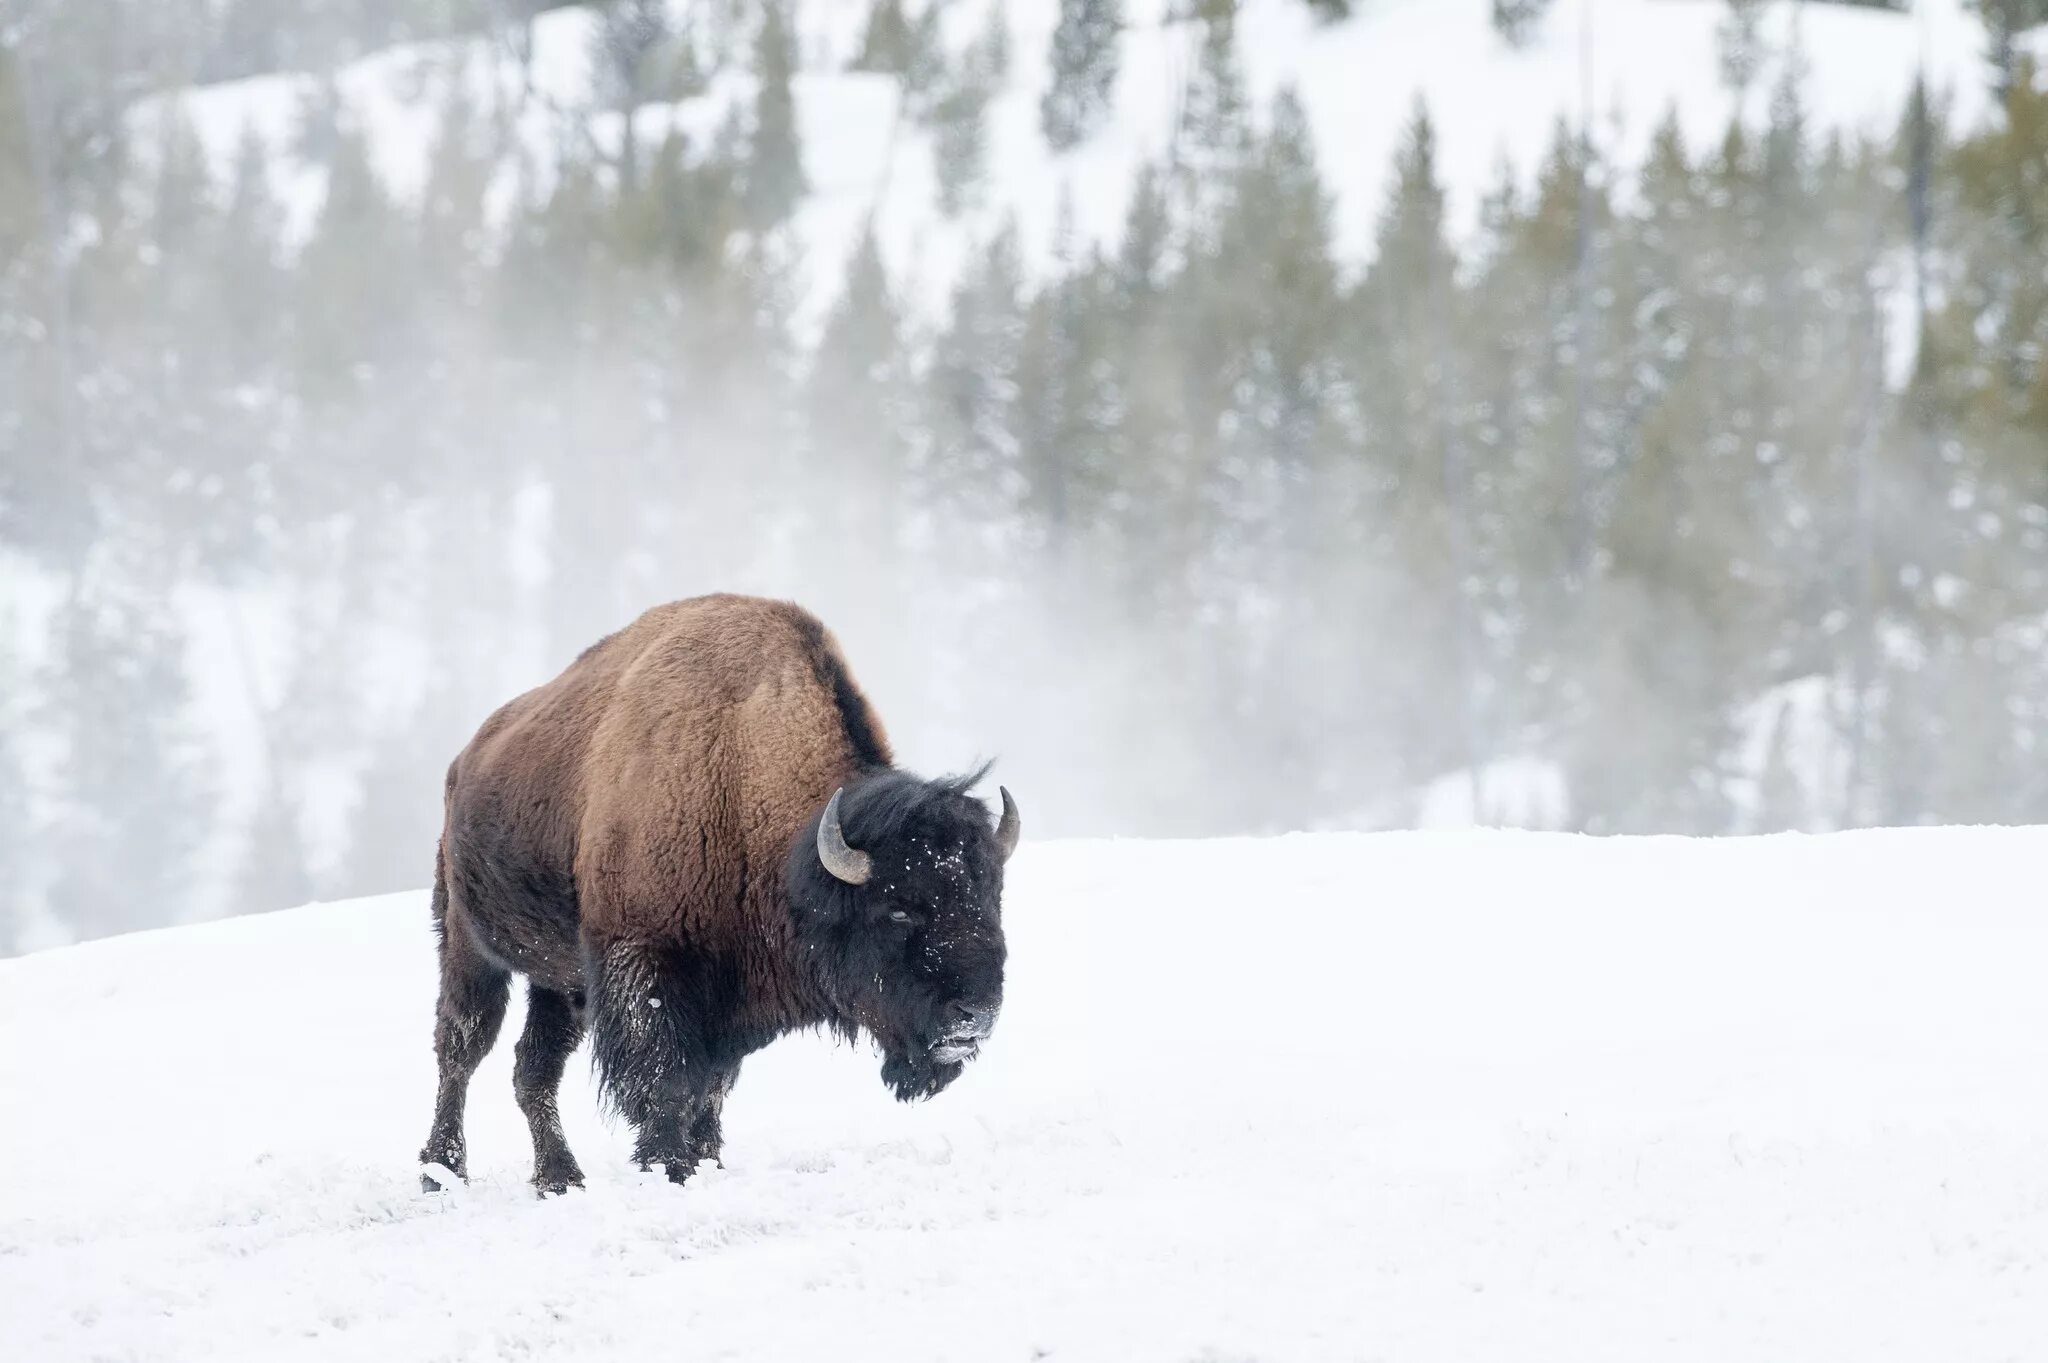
[514,983,587,1196]
[420,903,511,1190]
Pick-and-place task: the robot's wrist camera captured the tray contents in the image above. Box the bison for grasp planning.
[417,594,1019,1194]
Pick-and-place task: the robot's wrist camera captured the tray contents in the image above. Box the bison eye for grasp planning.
[888,909,916,925]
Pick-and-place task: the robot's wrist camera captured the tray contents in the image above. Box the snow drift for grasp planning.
[4,829,2046,1360]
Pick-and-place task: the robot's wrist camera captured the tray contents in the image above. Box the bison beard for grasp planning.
[416,596,1018,1194]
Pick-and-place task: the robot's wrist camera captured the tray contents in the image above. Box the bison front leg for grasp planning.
[687,1064,739,1168]
[588,940,718,1185]
[628,1105,704,1181]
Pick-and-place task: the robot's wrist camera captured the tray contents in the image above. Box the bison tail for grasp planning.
[429,841,451,937]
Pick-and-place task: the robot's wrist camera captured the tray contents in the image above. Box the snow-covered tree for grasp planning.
[933,9,1009,216]
[1717,0,1768,97]
[1041,0,1121,151]
[743,2,806,230]
[41,569,215,942]
[1172,0,1251,243]
[1491,0,1554,48]
[593,0,670,190]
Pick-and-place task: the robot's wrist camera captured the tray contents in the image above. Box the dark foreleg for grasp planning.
[513,984,587,1195]
[687,1064,739,1169]
[588,941,719,1185]
[419,896,510,1190]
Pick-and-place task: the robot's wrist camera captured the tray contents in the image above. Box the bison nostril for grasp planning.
[943,1000,998,1037]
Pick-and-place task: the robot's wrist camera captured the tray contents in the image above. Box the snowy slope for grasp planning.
[6,830,2048,1360]
[135,0,2016,341]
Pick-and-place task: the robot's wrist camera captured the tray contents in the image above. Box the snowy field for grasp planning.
[5,829,2048,1360]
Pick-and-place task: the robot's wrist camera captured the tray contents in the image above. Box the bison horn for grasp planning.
[817,787,873,885]
[995,786,1022,862]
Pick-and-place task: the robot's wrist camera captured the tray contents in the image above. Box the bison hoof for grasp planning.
[532,1161,585,1198]
[420,1161,466,1193]
[637,1156,698,1185]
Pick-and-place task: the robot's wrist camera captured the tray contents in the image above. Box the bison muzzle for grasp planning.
[416,595,1019,1194]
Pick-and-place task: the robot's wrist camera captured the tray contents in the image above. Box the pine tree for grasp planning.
[149,108,214,263]
[808,223,914,557]
[1718,0,1768,98]
[1201,87,1347,821]
[215,124,285,377]
[124,106,276,582]
[594,0,670,192]
[1013,192,1084,553]
[1346,101,1476,793]
[854,0,915,73]
[1210,86,1340,535]
[1915,56,2048,675]
[743,2,806,231]
[420,74,494,281]
[801,223,922,700]
[293,114,413,407]
[0,43,92,565]
[1573,110,1762,832]
[1173,0,1251,245]
[1967,1,2048,105]
[625,123,746,272]
[929,221,1028,525]
[1116,161,1172,297]
[1307,0,1352,21]
[933,7,1009,216]
[41,569,215,943]
[923,222,1030,718]
[1042,0,1121,152]
[1101,159,1192,589]
[1491,0,1554,47]
[292,79,345,166]
[981,6,1013,80]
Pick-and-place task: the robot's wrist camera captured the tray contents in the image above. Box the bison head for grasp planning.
[788,768,1019,1101]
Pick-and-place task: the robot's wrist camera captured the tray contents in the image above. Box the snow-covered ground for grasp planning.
[6,829,2047,1360]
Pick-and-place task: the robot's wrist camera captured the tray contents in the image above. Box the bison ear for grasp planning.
[995,786,1021,862]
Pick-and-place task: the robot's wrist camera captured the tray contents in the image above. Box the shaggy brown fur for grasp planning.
[417,594,1012,1195]
[453,594,888,984]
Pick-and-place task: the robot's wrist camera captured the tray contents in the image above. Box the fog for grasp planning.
[3,0,2046,952]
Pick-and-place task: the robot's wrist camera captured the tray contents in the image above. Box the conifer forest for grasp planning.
[3,0,2046,950]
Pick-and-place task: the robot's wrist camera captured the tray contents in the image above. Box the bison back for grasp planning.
[442,595,892,976]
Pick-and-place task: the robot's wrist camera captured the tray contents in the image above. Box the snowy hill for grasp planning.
[6,830,2047,1360]
[139,0,2025,340]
